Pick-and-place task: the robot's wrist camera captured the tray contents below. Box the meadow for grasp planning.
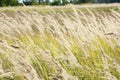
[0,4,120,80]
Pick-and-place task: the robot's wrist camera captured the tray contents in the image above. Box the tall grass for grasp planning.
[0,4,120,80]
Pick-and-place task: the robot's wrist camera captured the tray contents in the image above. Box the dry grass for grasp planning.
[0,4,120,80]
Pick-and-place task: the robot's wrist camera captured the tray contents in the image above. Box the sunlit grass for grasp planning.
[0,4,120,80]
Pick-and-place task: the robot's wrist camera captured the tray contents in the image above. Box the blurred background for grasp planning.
[0,0,120,6]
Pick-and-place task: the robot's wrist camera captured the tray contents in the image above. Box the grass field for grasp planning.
[0,4,120,80]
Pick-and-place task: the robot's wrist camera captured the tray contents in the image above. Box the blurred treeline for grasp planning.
[0,0,120,6]
[0,0,18,6]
